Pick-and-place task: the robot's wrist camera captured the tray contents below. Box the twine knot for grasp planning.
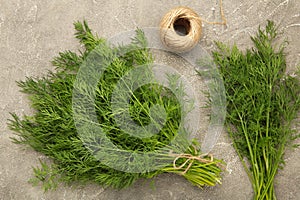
[169,145,215,175]
[173,153,214,175]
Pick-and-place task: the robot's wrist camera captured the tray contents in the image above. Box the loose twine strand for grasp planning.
[202,0,227,25]
[185,0,227,25]
[159,0,227,52]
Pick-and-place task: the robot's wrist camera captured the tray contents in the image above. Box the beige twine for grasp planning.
[172,153,214,175]
[159,0,226,53]
[167,145,214,175]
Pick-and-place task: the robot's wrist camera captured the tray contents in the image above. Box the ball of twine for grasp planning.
[159,6,202,53]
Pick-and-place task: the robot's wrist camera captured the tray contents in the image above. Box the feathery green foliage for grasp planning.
[8,20,223,191]
[212,21,300,200]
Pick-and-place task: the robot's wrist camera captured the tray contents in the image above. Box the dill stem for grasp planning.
[235,106,261,198]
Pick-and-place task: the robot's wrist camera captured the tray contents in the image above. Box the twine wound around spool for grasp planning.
[159,6,202,53]
[159,0,226,53]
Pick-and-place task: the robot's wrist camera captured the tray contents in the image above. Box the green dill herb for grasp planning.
[8,21,223,191]
[212,21,300,199]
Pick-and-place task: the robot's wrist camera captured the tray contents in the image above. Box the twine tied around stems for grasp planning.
[173,153,214,175]
[168,145,216,175]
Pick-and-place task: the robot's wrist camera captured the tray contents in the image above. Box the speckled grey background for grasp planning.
[0,0,299,199]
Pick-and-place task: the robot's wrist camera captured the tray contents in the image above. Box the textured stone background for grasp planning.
[0,0,299,199]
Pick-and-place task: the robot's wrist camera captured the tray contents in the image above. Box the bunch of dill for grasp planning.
[8,21,222,191]
[213,21,300,199]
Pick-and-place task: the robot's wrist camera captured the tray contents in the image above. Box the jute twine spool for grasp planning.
[159,1,226,53]
[160,6,202,53]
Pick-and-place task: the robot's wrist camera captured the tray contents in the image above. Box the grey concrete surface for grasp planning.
[0,0,299,199]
